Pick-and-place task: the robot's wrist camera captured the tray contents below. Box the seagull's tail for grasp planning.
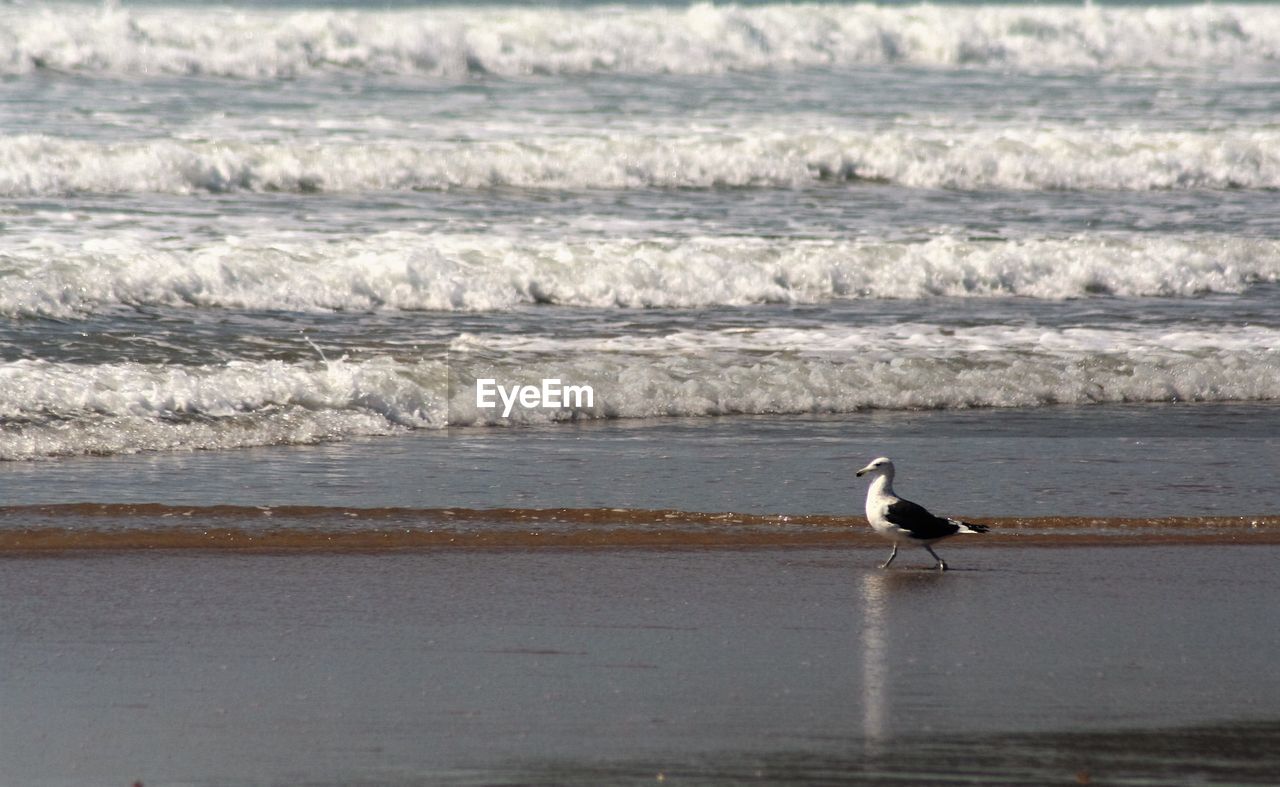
[949,518,990,534]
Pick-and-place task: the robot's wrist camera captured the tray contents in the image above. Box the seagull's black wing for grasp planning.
[883,498,961,541]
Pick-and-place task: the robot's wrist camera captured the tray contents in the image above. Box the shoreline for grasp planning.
[1,511,1277,553]
[4,404,1278,519]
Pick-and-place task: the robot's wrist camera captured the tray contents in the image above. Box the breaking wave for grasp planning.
[2,324,1278,459]
[3,3,1279,78]
[5,128,1279,195]
[3,232,1278,318]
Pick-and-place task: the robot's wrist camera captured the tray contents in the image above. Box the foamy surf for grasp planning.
[4,127,1280,195]
[4,3,1280,78]
[0,357,444,460]
[4,233,1278,318]
[5,0,1279,473]
[3,324,1277,459]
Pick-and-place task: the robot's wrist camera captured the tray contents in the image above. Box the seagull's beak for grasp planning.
[855,464,873,477]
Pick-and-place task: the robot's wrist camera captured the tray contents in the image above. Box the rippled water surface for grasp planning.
[3,0,1280,461]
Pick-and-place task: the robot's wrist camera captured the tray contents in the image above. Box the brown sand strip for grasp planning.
[4,503,1278,529]
[0,515,1277,554]
[0,503,871,527]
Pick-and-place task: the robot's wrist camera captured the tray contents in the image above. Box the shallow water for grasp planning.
[3,405,1277,518]
[3,545,1277,785]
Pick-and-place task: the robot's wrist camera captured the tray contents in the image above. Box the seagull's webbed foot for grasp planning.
[880,544,898,569]
[925,545,947,571]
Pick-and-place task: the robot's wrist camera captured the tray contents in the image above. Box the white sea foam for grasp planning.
[5,128,1278,195]
[426,322,1280,426]
[0,356,445,460]
[451,323,1280,358]
[3,232,1277,318]
[3,3,1279,78]
[3,324,1278,459]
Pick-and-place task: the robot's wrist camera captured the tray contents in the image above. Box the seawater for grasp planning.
[2,0,1279,466]
[3,9,1280,782]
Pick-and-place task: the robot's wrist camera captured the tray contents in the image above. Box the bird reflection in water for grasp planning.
[858,569,945,755]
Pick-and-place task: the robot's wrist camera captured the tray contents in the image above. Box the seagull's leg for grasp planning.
[880,544,898,569]
[925,545,947,571]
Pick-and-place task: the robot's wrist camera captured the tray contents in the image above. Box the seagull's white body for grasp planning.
[863,470,928,543]
[855,457,989,570]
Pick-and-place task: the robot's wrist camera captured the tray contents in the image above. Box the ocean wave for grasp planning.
[448,323,1280,421]
[0,356,445,459]
[3,232,1277,318]
[3,3,1278,78]
[2,324,1277,459]
[5,128,1280,195]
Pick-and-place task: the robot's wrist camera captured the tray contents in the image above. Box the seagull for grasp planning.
[855,457,989,571]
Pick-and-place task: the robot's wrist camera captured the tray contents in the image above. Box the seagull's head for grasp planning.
[856,456,895,479]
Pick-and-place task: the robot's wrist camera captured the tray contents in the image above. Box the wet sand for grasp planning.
[3,544,1278,785]
[2,504,1278,553]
